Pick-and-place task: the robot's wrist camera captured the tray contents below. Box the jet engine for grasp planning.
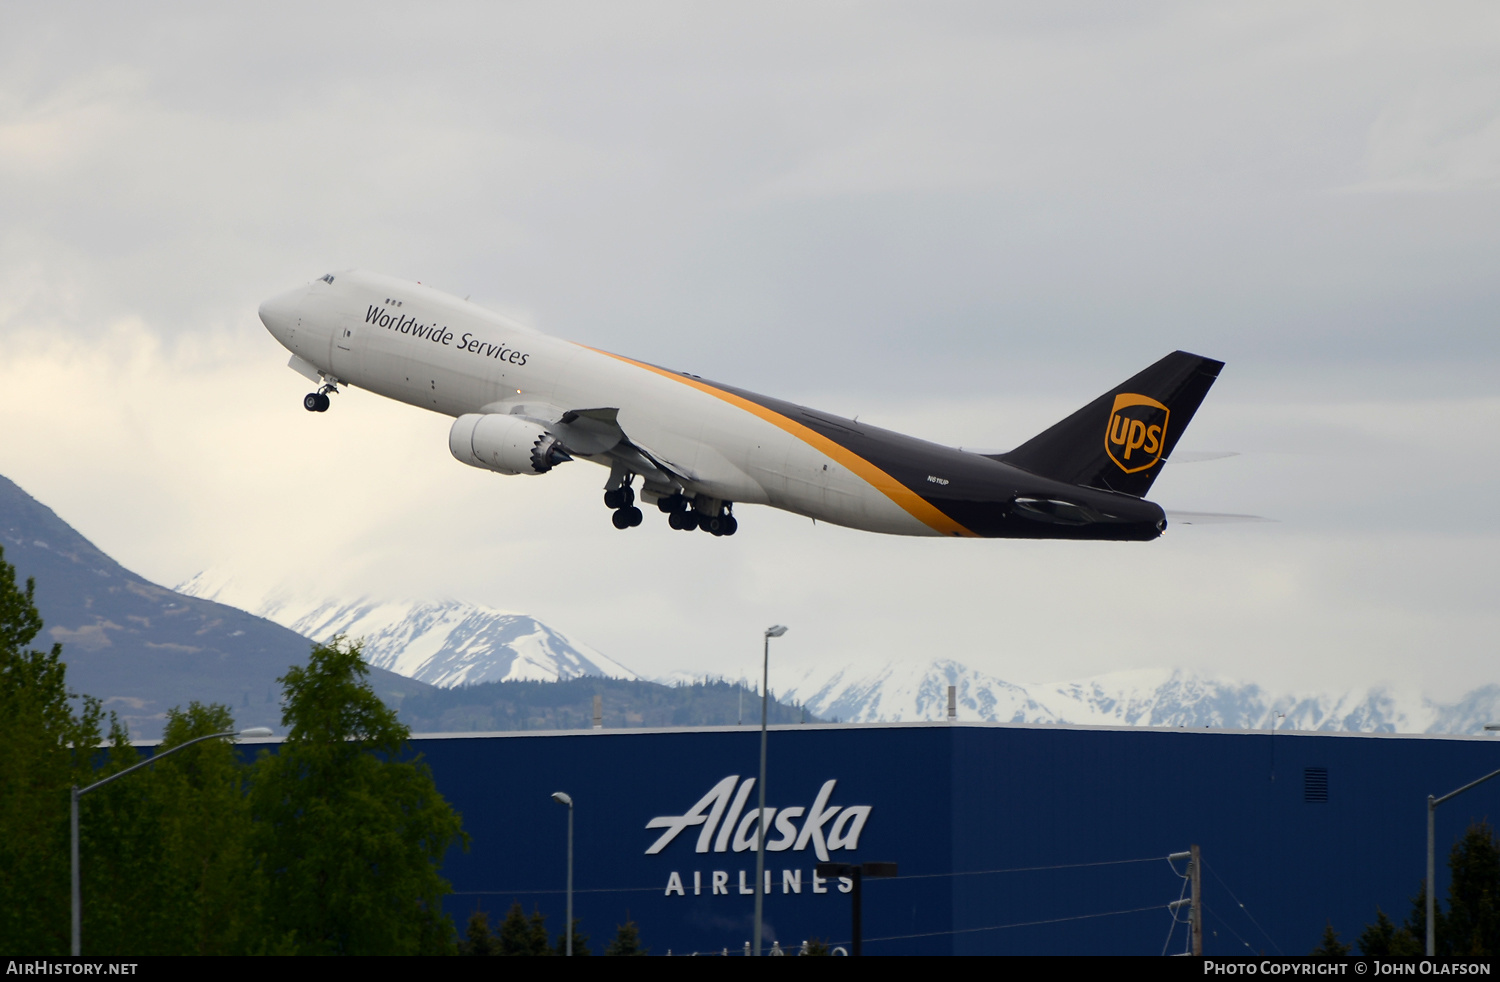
[449,413,572,475]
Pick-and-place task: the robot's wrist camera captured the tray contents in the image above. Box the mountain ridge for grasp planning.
[775,659,1500,735]
[0,474,435,741]
[176,569,1500,736]
[10,471,1492,740]
[175,572,636,688]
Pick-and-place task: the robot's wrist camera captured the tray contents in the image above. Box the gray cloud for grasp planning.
[0,2,1496,704]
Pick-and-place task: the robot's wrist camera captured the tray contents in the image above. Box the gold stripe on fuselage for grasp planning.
[580,346,979,538]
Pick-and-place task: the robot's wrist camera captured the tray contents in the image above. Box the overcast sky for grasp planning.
[1,2,1496,700]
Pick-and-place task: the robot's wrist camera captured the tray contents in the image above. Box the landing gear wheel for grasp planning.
[721,515,738,536]
[603,486,636,510]
[303,393,321,412]
[669,510,698,531]
[699,514,724,536]
[611,508,633,529]
[624,506,643,527]
[314,393,330,412]
[657,493,687,514]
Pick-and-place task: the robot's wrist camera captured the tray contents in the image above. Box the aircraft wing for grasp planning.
[520,405,680,485]
[614,405,770,503]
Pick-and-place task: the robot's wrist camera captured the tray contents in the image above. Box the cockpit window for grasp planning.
[320,274,335,284]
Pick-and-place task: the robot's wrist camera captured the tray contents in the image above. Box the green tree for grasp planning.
[605,918,647,956]
[1404,880,1438,955]
[147,703,269,953]
[552,917,591,956]
[1359,899,1425,957]
[461,909,496,955]
[76,702,281,955]
[496,902,552,955]
[528,907,552,955]
[498,902,531,954]
[250,637,467,954]
[1445,821,1500,956]
[0,546,274,955]
[1309,921,1351,956]
[1358,824,1500,957]
[0,545,107,954]
[1358,909,1410,957]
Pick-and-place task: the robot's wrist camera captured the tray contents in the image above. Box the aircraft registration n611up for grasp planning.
[259,269,1223,540]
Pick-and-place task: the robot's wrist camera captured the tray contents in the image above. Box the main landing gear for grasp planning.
[605,485,643,529]
[657,494,738,536]
[302,383,337,413]
[604,482,738,536]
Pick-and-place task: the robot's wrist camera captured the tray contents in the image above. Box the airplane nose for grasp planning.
[258,287,304,344]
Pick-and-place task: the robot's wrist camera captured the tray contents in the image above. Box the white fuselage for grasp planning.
[259,269,942,536]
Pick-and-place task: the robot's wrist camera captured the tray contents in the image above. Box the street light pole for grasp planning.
[1426,766,1500,956]
[1427,793,1435,957]
[70,784,79,955]
[551,792,574,956]
[70,725,270,956]
[754,624,787,957]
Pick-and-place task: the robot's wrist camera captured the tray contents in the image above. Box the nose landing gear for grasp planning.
[302,383,338,413]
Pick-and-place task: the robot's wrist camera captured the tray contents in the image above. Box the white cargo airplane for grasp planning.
[258,270,1223,540]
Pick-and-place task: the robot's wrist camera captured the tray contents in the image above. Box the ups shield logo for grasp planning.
[1105,393,1169,474]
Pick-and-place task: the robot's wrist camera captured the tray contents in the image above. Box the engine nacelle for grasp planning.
[449,413,572,476]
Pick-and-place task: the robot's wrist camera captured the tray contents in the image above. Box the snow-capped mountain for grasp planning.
[175,572,636,688]
[776,659,1500,736]
[172,572,1498,735]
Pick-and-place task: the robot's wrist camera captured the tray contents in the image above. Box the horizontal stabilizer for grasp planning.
[1164,510,1272,525]
[1169,450,1238,464]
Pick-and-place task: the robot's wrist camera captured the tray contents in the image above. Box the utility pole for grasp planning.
[816,861,897,956]
[1190,843,1202,956]
[1168,846,1202,956]
[852,867,862,954]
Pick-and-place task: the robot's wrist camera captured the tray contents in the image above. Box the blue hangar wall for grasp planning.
[406,722,1500,956]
